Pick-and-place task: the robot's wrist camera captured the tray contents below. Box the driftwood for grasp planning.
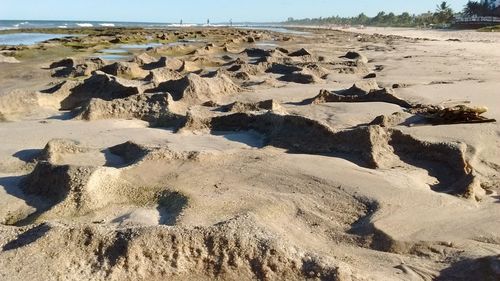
[410,104,496,125]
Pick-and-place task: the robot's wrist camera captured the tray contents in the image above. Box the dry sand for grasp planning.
[0,27,499,281]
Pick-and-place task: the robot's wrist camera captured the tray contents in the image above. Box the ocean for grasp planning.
[0,20,292,30]
[0,20,175,30]
[0,20,307,46]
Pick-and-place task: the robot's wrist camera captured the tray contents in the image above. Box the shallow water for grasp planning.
[99,48,129,54]
[0,33,73,46]
[97,54,132,61]
[237,26,311,35]
[95,43,165,61]
[119,43,164,49]
[255,42,279,49]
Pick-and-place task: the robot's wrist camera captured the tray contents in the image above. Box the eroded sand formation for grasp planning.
[0,27,499,281]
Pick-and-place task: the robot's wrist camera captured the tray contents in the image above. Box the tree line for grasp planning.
[284,1,500,27]
[463,0,500,17]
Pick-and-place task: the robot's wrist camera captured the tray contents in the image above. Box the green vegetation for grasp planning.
[478,25,500,31]
[11,45,77,61]
[463,0,500,17]
[285,1,455,27]
[62,41,111,50]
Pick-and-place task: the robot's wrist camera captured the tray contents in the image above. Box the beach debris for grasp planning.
[410,104,496,125]
[302,80,412,107]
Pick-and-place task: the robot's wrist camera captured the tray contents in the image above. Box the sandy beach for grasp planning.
[0,26,499,280]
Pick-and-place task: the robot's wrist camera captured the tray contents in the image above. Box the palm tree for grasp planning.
[463,1,482,16]
[463,0,496,17]
[435,1,454,23]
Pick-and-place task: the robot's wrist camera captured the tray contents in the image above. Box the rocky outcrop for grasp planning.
[342,51,368,64]
[144,67,183,86]
[288,48,313,57]
[100,61,148,79]
[60,71,140,110]
[181,110,478,198]
[147,73,242,103]
[38,139,90,164]
[51,57,105,78]
[220,99,286,114]
[278,69,323,84]
[76,93,183,126]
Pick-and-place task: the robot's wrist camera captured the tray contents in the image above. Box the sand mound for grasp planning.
[304,64,330,78]
[369,112,413,127]
[107,141,203,165]
[17,139,205,221]
[21,161,103,215]
[304,80,412,107]
[60,71,140,110]
[49,57,77,69]
[76,93,184,126]
[265,63,302,75]
[0,90,40,119]
[20,160,187,221]
[288,48,313,57]
[154,44,195,57]
[100,62,148,79]
[342,51,369,64]
[329,60,369,74]
[226,62,265,75]
[147,73,242,103]
[38,139,90,163]
[189,44,224,56]
[131,52,157,66]
[182,111,479,198]
[436,255,500,281]
[241,48,272,57]
[278,69,323,84]
[0,215,351,280]
[220,99,286,114]
[0,54,19,63]
[38,80,82,109]
[189,56,225,69]
[179,60,202,73]
[140,56,184,71]
[232,71,252,81]
[389,130,478,198]
[50,57,105,78]
[108,141,149,165]
[144,67,183,86]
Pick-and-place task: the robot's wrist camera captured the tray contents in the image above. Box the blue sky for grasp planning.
[1,0,470,23]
